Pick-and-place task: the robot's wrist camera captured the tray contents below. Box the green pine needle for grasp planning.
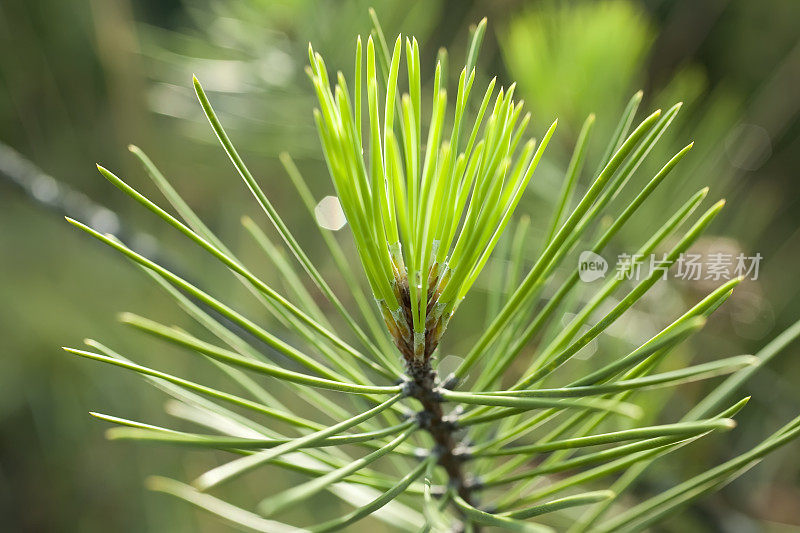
[63,12,800,532]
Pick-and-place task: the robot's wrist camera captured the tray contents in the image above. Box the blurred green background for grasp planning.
[1,0,799,531]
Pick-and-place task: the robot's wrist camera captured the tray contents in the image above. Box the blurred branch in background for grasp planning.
[0,140,152,254]
[89,0,149,150]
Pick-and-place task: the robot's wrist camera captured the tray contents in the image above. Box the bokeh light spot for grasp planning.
[314,195,347,231]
